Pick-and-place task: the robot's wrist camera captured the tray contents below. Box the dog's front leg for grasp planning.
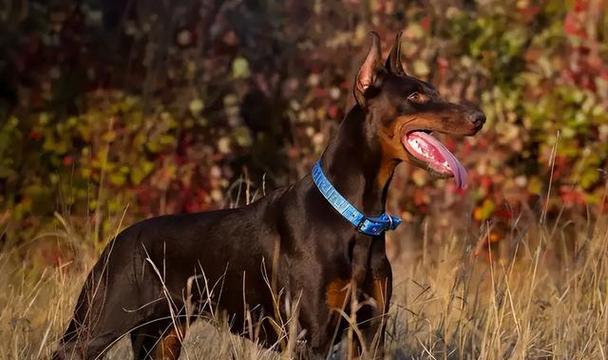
[360,238,392,359]
[363,272,392,359]
[344,237,374,359]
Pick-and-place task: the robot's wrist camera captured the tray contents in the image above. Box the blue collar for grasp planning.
[311,161,402,236]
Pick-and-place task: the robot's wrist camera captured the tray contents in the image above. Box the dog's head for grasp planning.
[354,32,485,188]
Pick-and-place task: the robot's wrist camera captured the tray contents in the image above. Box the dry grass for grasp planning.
[1,209,607,359]
[392,220,608,359]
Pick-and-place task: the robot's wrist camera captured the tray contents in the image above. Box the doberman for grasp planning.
[54,32,484,359]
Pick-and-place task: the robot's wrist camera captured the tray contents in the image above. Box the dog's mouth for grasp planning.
[401,131,468,189]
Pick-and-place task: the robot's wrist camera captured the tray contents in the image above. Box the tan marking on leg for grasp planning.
[326,278,356,358]
[152,324,186,360]
[347,280,360,360]
[367,277,389,358]
[371,278,388,313]
[325,278,350,310]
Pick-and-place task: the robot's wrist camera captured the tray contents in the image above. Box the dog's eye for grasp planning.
[407,92,428,104]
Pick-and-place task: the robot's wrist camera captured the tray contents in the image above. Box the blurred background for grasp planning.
[1,0,607,268]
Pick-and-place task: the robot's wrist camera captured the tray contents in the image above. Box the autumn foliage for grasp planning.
[0,0,607,261]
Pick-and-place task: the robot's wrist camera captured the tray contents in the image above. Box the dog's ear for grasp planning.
[354,32,383,106]
[385,32,406,76]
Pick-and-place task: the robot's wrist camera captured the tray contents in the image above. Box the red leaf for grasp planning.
[420,16,431,31]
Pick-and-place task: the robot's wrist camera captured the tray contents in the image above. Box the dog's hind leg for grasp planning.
[53,283,154,359]
[53,331,124,360]
[53,274,131,359]
[131,319,186,360]
[54,235,162,359]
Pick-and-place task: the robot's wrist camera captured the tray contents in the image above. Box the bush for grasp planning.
[0,0,607,259]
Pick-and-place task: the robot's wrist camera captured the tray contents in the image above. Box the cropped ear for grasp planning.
[354,32,383,106]
[385,31,406,76]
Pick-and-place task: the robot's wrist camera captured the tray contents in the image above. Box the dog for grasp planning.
[53,32,485,359]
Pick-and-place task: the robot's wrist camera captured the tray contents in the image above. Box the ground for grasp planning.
[1,214,607,359]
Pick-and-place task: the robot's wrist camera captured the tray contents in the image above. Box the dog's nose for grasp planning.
[468,111,486,129]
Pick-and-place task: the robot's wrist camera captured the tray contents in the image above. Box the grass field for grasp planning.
[1,207,607,359]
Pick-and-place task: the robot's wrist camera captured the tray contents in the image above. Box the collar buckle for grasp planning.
[356,218,368,232]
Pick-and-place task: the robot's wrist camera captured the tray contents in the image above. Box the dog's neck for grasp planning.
[320,105,399,215]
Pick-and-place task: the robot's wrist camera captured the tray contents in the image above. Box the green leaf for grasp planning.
[189,98,204,116]
[232,57,250,79]
[580,169,600,189]
[109,172,126,186]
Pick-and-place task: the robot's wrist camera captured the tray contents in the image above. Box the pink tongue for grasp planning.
[408,131,468,189]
